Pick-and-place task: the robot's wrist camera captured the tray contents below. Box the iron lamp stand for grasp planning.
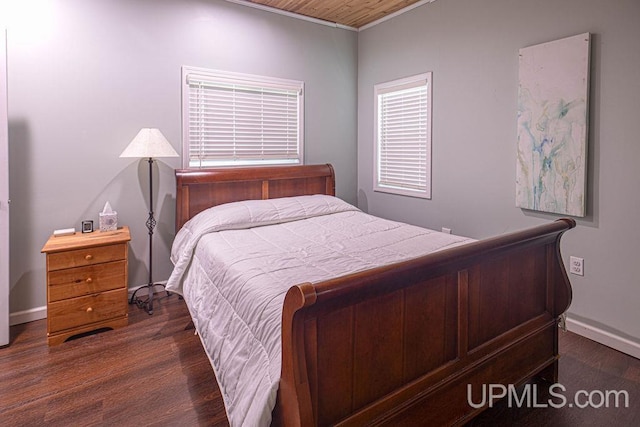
[129,157,170,314]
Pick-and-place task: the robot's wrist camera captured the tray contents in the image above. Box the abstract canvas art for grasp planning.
[516,33,590,217]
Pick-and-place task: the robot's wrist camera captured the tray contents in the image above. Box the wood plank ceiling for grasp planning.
[242,0,425,29]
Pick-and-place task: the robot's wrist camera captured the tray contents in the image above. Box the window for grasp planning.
[374,72,432,199]
[182,66,304,168]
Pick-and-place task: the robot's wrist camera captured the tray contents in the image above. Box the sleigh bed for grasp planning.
[168,163,575,426]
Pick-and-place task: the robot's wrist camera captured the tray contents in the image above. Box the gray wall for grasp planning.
[7,0,640,354]
[358,0,640,346]
[7,0,357,313]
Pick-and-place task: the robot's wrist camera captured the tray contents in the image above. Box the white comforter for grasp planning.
[166,195,474,427]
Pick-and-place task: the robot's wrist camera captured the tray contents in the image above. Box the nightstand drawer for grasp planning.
[47,288,128,334]
[47,243,126,271]
[47,260,127,302]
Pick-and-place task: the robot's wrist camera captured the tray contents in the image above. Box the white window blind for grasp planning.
[374,72,432,199]
[182,67,304,168]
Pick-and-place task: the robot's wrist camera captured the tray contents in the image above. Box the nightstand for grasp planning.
[41,226,131,346]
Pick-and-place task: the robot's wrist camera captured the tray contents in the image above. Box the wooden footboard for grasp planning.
[276,218,575,426]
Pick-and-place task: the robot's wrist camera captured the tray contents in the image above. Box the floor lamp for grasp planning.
[120,128,178,314]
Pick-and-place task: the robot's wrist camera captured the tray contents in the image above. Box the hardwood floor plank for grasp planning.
[1,294,638,426]
[0,294,228,427]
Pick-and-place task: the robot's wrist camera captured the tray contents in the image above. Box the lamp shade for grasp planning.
[119,128,179,158]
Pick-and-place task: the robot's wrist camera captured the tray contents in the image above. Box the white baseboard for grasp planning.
[10,306,47,326]
[566,317,640,360]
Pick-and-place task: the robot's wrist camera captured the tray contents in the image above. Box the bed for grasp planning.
[168,163,575,426]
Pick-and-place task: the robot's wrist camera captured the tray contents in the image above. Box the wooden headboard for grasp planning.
[175,164,336,231]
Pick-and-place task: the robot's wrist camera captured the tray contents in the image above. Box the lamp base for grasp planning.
[129,283,171,315]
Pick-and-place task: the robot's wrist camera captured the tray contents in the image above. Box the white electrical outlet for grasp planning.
[570,256,584,276]
[442,227,452,234]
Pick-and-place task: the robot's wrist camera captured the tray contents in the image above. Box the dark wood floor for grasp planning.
[0,294,228,426]
[1,295,638,426]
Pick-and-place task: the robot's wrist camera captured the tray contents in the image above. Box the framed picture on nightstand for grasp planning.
[81,220,93,233]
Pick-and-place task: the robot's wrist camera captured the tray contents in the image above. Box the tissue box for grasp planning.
[99,212,118,232]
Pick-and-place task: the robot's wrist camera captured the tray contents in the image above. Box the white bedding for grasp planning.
[166,195,475,427]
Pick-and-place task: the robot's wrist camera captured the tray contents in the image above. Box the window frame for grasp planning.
[373,72,432,199]
[181,66,304,169]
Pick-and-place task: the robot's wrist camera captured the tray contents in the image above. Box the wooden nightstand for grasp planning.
[41,226,131,346]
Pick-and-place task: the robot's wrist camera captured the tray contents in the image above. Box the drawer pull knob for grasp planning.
[85,254,93,261]
[86,307,93,313]
[85,277,93,284]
